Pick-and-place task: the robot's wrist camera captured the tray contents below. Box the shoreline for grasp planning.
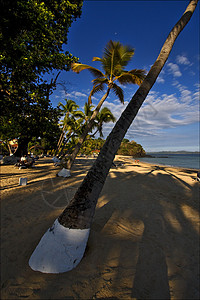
[1,157,199,299]
[114,154,199,172]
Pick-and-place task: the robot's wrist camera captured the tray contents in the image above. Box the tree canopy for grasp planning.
[67,40,146,168]
[72,40,146,105]
[117,139,146,157]
[0,0,83,155]
[0,0,82,89]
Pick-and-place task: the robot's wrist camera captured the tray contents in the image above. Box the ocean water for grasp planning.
[137,153,200,170]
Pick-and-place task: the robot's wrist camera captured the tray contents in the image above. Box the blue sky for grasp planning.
[50,1,199,152]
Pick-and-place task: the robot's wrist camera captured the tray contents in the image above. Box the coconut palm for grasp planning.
[59,104,115,157]
[55,99,83,156]
[92,107,116,138]
[57,118,82,158]
[29,0,198,274]
[66,40,146,169]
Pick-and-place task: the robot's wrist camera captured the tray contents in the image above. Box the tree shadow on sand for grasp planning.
[1,160,199,299]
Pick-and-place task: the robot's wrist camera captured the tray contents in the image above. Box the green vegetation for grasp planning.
[71,40,146,105]
[0,4,147,160]
[55,99,116,158]
[67,40,146,169]
[60,137,145,158]
[77,138,105,156]
[117,139,146,157]
[0,0,82,156]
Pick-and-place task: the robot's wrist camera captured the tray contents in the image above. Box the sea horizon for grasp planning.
[138,152,200,170]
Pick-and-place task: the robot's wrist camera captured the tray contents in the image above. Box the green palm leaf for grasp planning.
[92,57,103,62]
[102,41,135,76]
[117,44,135,68]
[88,83,106,104]
[73,110,85,119]
[71,63,104,78]
[84,102,95,117]
[116,69,146,85]
[95,107,116,137]
[98,107,116,123]
[111,83,124,104]
[129,69,146,80]
[91,77,108,85]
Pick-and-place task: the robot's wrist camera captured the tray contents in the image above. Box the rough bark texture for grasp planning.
[59,0,198,229]
[67,88,111,169]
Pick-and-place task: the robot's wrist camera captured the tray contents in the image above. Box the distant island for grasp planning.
[147,151,199,154]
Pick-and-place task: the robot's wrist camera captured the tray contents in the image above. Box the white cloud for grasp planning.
[157,76,165,84]
[100,87,199,140]
[74,91,87,98]
[176,54,191,65]
[167,63,182,77]
[63,90,88,100]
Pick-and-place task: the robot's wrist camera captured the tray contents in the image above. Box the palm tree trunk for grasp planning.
[66,87,111,169]
[55,124,66,156]
[58,133,76,157]
[29,0,198,273]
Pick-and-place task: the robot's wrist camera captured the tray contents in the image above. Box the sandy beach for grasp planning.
[1,156,199,299]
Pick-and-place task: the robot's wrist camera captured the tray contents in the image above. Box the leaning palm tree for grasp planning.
[66,40,146,169]
[58,104,115,158]
[92,107,116,138]
[29,0,198,274]
[57,103,95,158]
[55,99,82,156]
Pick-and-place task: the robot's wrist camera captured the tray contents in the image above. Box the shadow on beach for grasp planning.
[1,158,199,299]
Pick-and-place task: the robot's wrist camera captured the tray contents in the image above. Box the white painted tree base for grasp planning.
[29,219,90,273]
[57,168,71,177]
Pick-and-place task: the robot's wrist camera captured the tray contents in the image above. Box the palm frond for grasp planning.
[101,40,135,77]
[91,77,108,85]
[71,63,105,78]
[98,107,116,123]
[117,45,135,68]
[84,102,95,117]
[129,69,146,80]
[73,111,85,119]
[58,102,65,110]
[92,57,103,62]
[111,83,124,104]
[116,69,146,86]
[88,83,106,104]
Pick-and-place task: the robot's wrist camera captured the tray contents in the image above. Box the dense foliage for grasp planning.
[68,137,146,157]
[0,0,83,155]
[117,139,146,157]
[56,100,116,157]
[66,40,146,169]
[72,40,146,105]
[79,138,105,156]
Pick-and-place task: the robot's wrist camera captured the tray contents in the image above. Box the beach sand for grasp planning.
[1,156,199,299]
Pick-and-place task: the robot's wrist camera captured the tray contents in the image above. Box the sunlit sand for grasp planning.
[1,156,199,299]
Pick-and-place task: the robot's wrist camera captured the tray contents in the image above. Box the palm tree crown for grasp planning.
[71,40,146,104]
[94,107,116,138]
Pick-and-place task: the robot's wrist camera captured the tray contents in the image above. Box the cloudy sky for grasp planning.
[50,1,199,152]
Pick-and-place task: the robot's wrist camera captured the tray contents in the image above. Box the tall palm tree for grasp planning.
[66,40,146,169]
[55,99,83,156]
[29,0,198,274]
[59,104,115,157]
[57,102,95,158]
[92,107,116,138]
